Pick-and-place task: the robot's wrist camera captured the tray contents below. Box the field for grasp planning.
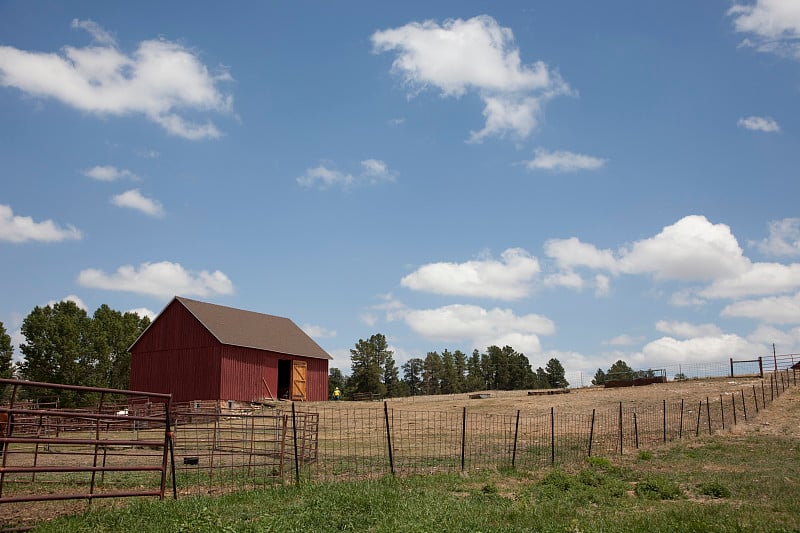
[2,374,798,530]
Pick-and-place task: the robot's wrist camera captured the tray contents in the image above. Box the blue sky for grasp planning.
[2,1,800,381]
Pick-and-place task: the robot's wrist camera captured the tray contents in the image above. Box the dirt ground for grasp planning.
[2,375,797,529]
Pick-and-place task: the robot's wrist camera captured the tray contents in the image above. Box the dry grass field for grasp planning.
[2,373,797,530]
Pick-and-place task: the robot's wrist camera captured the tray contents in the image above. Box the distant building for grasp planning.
[130,297,331,403]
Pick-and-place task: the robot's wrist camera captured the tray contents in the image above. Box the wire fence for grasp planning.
[1,368,798,528]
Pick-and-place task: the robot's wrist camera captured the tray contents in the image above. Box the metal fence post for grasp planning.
[511,410,520,468]
[460,406,466,472]
[618,402,623,455]
[679,399,684,439]
[588,409,595,457]
[383,402,395,476]
[720,395,725,430]
[741,389,747,421]
[662,399,667,443]
[550,407,555,466]
[291,402,299,485]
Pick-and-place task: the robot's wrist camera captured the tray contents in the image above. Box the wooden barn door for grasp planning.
[291,360,307,401]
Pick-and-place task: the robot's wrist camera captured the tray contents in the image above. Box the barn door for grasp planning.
[291,360,307,401]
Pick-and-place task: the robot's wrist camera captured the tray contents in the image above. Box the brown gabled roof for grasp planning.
[141,296,332,360]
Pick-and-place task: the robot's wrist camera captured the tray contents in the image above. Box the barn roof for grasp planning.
[133,296,332,360]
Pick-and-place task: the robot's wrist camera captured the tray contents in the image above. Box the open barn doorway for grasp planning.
[277,360,307,400]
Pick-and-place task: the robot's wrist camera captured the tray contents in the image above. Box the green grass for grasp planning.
[23,430,800,532]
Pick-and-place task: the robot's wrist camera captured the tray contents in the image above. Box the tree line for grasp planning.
[328,333,569,399]
[0,301,150,406]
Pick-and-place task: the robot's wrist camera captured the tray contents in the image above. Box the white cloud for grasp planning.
[619,215,749,281]
[729,0,800,59]
[753,218,800,256]
[77,261,234,299]
[371,15,572,142]
[297,159,396,189]
[737,115,781,132]
[655,320,723,339]
[46,294,88,311]
[127,307,156,321]
[525,148,606,172]
[699,262,800,299]
[0,204,81,243]
[302,323,337,339]
[83,165,139,182]
[360,159,397,184]
[594,274,611,297]
[111,189,165,218]
[747,324,800,350]
[544,237,617,272]
[544,269,584,291]
[401,248,540,300]
[602,334,641,346]
[637,334,765,365]
[669,289,707,307]
[71,18,116,46]
[721,291,800,324]
[404,303,555,355]
[0,20,233,139]
[297,165,354,189]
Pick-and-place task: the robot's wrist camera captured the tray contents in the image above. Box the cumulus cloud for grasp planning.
[619,216,749,281]
[729,0,800,59]
[525,148,606,172]
[0,204,82,243]
[0,19,233,139]
[297,159,396,189]
[371,15,572,142]
[83,165,139,182]
[401,248,540,300]
[404,303,555,355]
[753,218,800,256]
[111,189,165,218]
[655,320,723,339]
[737,115,781,132]
[543,269,584,291]
[721,291,800,324]
[544,215,800,302]
[77,261,234,299]
[302,323,337,339]
[46,294,88,311]
[545,237,618,272]
[637,334,765,365]
[127,307,156,321]
[699,262,800,299]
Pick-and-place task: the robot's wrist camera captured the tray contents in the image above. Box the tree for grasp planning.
[328,368,346,398]
[19,301,91,406]
[90,305,150,390]
[401,358,424,396]
[483,346,535,390]
[423,352,442,395]
[383,352,401,398]
[544,357,569,388]
[591,368,606,386]
[464,350,484,392]
[439,350,460,394]
[349,333,392,397]
[0,321,13,380]
[605,360,635,381]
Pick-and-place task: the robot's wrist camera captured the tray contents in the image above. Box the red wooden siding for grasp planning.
[219,346,329,402]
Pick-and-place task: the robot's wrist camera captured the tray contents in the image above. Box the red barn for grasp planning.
[130,297,331,403]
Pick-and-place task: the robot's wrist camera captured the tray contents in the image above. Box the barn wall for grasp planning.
[130,300,221,402]
[219,346,329,402]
